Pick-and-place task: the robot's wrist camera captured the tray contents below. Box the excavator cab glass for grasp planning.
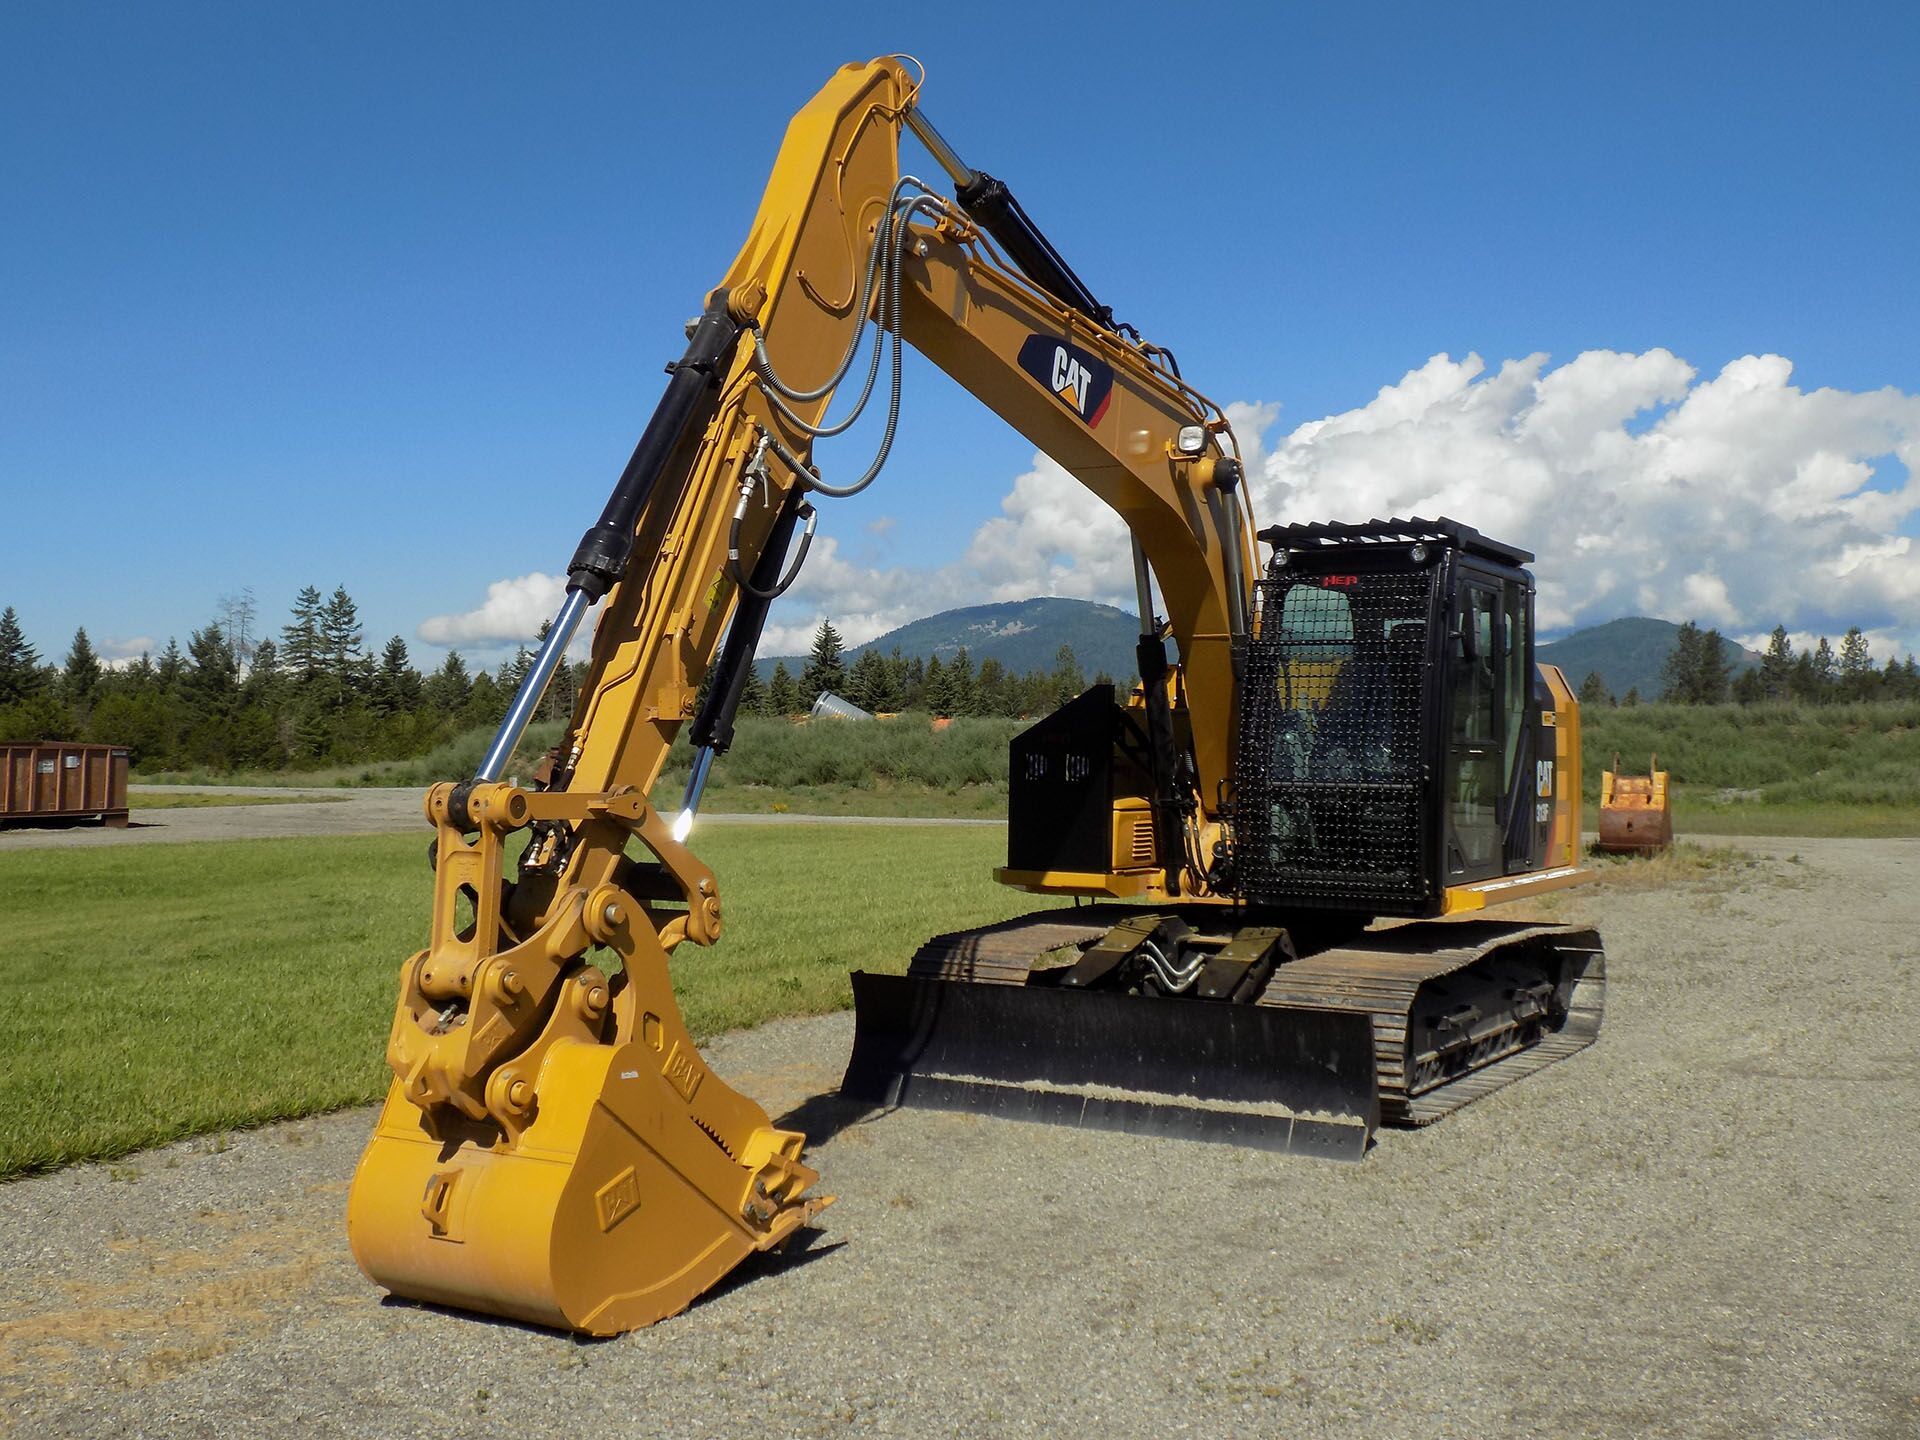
[1236,518,1547,917]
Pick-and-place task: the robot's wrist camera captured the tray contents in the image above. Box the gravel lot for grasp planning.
[3,835,1915,1439]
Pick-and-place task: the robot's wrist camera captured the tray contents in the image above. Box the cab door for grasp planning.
[1445,579,1502,881]
[1443,568,1531,883]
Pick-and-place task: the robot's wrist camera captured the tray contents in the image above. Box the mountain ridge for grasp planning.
[1538,616,1761,699]
[757,599,1767,701]
[756,597,1142,684]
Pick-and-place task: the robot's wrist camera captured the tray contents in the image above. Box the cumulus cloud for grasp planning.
[1254,350,1920,643]
[423,349,1920,660]
[419,571,566,646]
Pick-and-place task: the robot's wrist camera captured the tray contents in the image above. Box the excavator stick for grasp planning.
[1597,752,1673,854]
[842,972,1379,1159]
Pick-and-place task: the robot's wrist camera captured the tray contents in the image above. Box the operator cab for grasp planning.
[1234,516,1556,917]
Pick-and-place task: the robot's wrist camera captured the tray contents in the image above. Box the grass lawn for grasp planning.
[1667,799,1920,838]
[0,825,1054,1177]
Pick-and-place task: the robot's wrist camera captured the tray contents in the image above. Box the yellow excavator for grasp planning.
[347,56,1605,1335]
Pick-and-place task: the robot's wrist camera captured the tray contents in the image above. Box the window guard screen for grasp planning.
[1233,565,1438,911]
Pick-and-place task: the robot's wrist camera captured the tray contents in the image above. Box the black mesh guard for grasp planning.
[1233,562,1439,911]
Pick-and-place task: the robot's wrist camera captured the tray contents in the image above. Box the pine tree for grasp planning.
[1622,686,1640,708]
[424,652,472,715]
[884,649,911,711]
[319,586,366,688]
[1839,627,1874,701]
[1809,636,1837,701]
[847,649,891,713]
[768,660,800,715]
[181,625,239,719]
[1577,671,1609,707]
[922,655,951,716]
[373,636,423,715]
[0,607,43,705]
[948,647,977,716]
[462,671,505,728]
[497,645,533,699]
[156,637,185,691]
[282,586,324,683]
[736,661,767,716]
[243,637,282,708]
[802,620,847,702]
[1696,629,1731,704]
[1661,623,1703,704]
[1052,643,1086,708]
[1760,625,1795,701]
[62,627,102,714]
[975,657,1007,716]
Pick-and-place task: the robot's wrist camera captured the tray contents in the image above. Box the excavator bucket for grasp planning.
[1597,752,1673,854]
[347,849,832,1336]
[841,972,1379,1159]
[348,1042,829,1336]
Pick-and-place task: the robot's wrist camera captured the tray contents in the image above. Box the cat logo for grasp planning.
[1017,334,1115,427]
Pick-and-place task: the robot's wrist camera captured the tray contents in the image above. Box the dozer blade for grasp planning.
[841,971,1378,1159]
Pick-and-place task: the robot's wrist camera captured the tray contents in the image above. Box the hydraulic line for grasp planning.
[1136,938,1206,995]
[752,189,945,500]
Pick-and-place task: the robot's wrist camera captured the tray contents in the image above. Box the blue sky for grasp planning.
[3,2,1917,668]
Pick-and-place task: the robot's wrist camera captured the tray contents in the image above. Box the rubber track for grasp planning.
[1254,920,1606,1127]
[902,908,1605,1131]
[905,906,1136,984]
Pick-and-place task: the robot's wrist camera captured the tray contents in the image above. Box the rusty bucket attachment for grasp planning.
[1598,752,1673,854]
[841,972,1379,1159]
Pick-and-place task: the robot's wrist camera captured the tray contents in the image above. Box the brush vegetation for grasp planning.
[1583,701,1920,834]
[126,697,1920,836]
[0,824,1052,1177]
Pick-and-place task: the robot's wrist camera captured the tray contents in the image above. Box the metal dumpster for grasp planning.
[0,742,130,827]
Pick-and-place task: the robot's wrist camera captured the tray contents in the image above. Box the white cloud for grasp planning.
[99,635,156,669]
[418,571,566,647]
[1254,350,1920,645]
[424,349,1920,661]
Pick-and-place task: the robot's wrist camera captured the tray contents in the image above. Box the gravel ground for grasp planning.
[3,835,1916,1439]
[0,789,999,849]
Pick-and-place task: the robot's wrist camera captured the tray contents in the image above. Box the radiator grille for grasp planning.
[1234,565,1437,910]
